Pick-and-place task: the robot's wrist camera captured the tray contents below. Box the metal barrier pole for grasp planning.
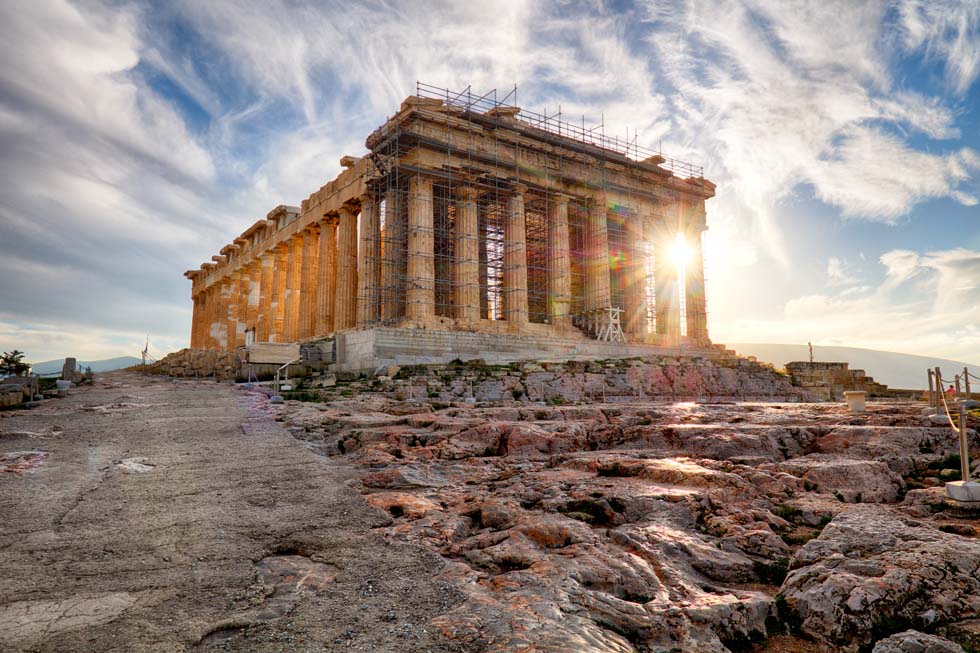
[959,401,970,482]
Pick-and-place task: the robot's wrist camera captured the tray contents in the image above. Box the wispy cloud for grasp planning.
[0,0,978,363]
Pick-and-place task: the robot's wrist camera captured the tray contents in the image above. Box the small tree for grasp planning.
[0,350,30,377]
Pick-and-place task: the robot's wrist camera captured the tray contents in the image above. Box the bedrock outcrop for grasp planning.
[277,365,979,653]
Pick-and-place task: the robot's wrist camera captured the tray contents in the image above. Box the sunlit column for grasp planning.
[453,186,480,324]
[654,230,681,340]
[622,210,649,340]
[190,292,203,349]
[504,184,529,324]
[357,194,380,327]
[236,266,249,345]
[406,176,434,320]
[586,192,611,312]
[257,252,274,341]
[547,193,572,330]
[226,271,241,348]
[283,235,304,341]
[298,225,320,339]
[316,216,338,335]
[381,191,401,323]
[685,204,709,342]
[271,243,289,342]
[335,204,359,330]
[216,279,230,350]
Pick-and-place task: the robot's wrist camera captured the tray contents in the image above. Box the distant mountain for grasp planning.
[31,356,142,376]
[727,343,978,390]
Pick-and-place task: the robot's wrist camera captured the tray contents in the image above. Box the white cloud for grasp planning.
[724,246,980,361]
[898,0,980,96]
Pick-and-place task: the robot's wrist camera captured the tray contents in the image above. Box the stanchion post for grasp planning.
[928,369,935,406]
[935,367,943,411]
[958,401,970,482]
[965,367,971,400]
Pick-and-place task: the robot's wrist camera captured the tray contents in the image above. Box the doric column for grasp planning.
[216,279,230,350]
[380,191,402,323]
[316,216,337,335]
[685,225,708,343]
[504,185,529,324]
[585,192,611,312]
[622,212,650,340]
[357,194,380,326]
[202,286,214,349]
[453,186,480,324]
[406,176,434,320]
[334,204,359,331]
[245,262,259,339]
[547,193,572,329]
[236,268,249,345]
[190,293,203,349]
[271,243,289,342]
[257,252,275,341]
[654,230,681,339]
[226,272,241,349]
[282,235,303,341]
[298,225,320,339]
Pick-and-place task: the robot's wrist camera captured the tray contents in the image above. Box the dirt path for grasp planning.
[0,372,463,653]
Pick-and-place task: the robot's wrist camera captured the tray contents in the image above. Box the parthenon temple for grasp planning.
[185,83,716,371]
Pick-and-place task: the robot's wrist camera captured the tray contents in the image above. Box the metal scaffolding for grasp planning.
[358,81,708,341]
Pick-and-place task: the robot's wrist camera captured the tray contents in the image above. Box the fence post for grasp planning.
[928,369,935,407]
[935,367,943,411]
[958,401,970,483]
[956,374,963,399]
[965,367,971,400]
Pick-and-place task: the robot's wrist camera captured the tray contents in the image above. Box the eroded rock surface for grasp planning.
[280,374,980,653]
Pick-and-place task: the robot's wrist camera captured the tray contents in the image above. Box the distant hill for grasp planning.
[727,343,978,390]
[31,356,142,376]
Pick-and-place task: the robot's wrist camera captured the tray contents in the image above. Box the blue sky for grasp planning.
[1,0,978,363]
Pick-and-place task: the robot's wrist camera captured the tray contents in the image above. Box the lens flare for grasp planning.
[669,233,692,269]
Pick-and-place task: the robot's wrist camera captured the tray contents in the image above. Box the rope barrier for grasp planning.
[939,389,959,430]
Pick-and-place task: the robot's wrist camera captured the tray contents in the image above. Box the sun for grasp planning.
[669,233,692,270]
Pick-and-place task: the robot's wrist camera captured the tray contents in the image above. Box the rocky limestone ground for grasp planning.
[276,370,980,653]
[0,372,465,652]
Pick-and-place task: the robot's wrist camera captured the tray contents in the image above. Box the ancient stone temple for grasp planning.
[185,83,716,372]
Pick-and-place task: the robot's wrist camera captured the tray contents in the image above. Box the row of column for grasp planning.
[190,199,371,350]
[190,180,708,350]
[386,177,706,341]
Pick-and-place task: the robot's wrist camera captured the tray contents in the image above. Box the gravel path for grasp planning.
[0,372,464,652]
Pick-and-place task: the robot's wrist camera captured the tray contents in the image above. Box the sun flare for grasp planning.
[669,233,692,270]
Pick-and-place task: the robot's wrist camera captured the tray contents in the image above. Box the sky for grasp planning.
[0,0,978,364]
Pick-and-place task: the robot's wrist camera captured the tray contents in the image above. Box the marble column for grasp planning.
[547,193,572,329]
[208,284,220,349]
[380,191,401,323]
[282,235,303,341]
[623,213,650,340]
[236,268,249,345]
[247,261,261,340]
[654,230,681,339]
[271,243,289,342]
[226,272,241,349]
[316,217,338,335]
[257,252,275,342]
[299,225,320,339]
[685,227,708,342]
[504,185,529,324]
[453,186,480,324]
[190,293,203,348]
[215,280,230,350]
[405,177,434,320]
[357,194,380,326]
[334,204,358,331]
[585,193,611,312]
